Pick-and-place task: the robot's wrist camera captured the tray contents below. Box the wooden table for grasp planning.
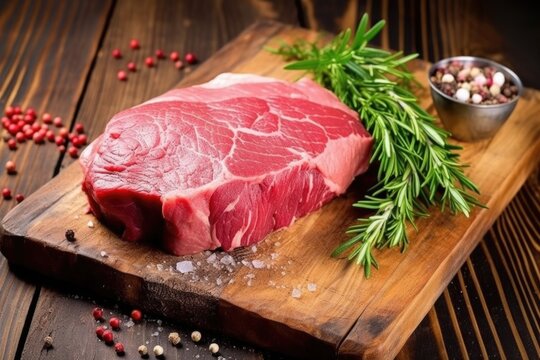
[0,1,538,359]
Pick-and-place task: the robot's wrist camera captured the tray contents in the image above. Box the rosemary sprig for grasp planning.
[269,14,481,277]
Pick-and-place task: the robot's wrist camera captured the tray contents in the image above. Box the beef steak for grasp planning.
[80,73,373,255]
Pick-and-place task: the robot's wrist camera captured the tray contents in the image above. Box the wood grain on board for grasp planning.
[0,0,113,357]
[15,1,299,359]
[2,21,539,359]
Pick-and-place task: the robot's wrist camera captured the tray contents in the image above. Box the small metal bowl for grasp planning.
[428,56,523,142]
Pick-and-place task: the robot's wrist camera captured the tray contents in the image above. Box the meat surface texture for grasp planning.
[80,73,373,255]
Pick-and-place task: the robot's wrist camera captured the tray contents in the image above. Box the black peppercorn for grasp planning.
[65,229,76,242]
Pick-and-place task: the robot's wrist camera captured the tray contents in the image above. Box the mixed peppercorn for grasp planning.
[431,60,519,105]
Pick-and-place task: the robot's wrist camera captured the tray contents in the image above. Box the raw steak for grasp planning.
[80,73,373,255]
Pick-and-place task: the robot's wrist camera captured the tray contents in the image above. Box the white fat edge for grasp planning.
[200,73,283,88]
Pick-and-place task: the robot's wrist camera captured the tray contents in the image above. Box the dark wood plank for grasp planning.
[299,0,540,88]
[297,1,540,358]
[0,0,113,358]
[19,1,298,359]
[1,22,539,358]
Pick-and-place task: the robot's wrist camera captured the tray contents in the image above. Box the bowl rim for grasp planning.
[428,55,523,108]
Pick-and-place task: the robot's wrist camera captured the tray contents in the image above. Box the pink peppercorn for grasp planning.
[68,146,78,158]
[109,317,121,330]
[156,49,165,59]
[24,129,34,140]
[13,106,22,115]
[15,194,24,203]
[33,132,45,144]
[8,123,19,135]
[127,61,136,72]
[7,138,17,150]
[114,342,125,355]
[59,128,69,138]
[74,123,84,133]
[5,106,14,117]
[42,113,52,124]
[46,130,55,142]
[15,132,25,143]
[55,135,64,146]
[175,61,184,70]
[5,160,16,174]
[112,48,122,59]
[58,145,66,153]
[53,116,63,127]
[117,70,127,81]
[24,114,35,124]
[78,134,88,145]
[2,117,10,128]
[185,52,197,64]
[144,57,155,67]
[169,51,180,62]
[129,39,140,50]
[71,136,82,148]
[96,325,106,339]
[102,330,114,344]
[2,188,12,199]
[31,122,41,132]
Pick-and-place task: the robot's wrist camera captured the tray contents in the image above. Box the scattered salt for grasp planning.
[307,283,317,292]
[156,264,164,271]
[196,261,201,266]
[100,251,108,258]
[228,279,235,284]
[87,220,94,228]
[157,326,163,332]
[247,280,252,286]
[274,242,281,247]
[125,320,135,328]
[220,255,235,265]
[176,260,195,274]
[251,245,257,253]
[268,280,276,287]
[216,277,223,286]
[246,273,255,279]
[241,260,252,268]
[157,320,162,325]
[291,288,302,298]
[206,253,217,263]
[151,332,159,337]
[270,253,279,260]
[281,271,286,276]
[252,260,265,269]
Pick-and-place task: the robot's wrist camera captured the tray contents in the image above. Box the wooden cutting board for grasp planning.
[1,22,539,359]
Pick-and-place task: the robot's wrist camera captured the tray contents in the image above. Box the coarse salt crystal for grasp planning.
[87,220,94,228]
[206,253,217,263]
[270,253,279,260]
[251,245,257,253]
[151,332,159,337]
[291,288,302,298]
[274,242,281,247]
[220,255,235,265]
[216,277,223,286]
[241,260,251,268]
[307,283,317,292]
[176,260,194,273]
[156,264,164,271]
[252,260,265,269]
[100,251,108,258]
[125,320,135,328]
